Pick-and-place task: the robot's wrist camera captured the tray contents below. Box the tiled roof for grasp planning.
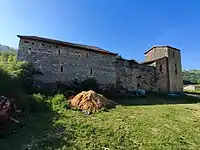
[144,46,180,54]
[17,35,117,56]
[141,57,168,64]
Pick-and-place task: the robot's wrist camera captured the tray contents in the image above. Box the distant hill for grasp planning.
[0,44,17,51]
[183,70,200,85]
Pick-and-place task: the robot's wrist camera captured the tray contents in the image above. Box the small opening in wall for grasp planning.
[29,48,31,50]
[32,42,34,45]
[61,65,63,72]
[137,83,140,88]
[175,64,177,74]
[173,51,175,58]
[42,43,45,46]
[24,41,29,43]
[58,50,60,55]
[48,50,51,54]
[160,65,162,72]
[90,68,93,74]
[79,54,81,58]
[50,45,52,48]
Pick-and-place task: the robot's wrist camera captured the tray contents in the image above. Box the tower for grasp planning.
[144,46,183,93]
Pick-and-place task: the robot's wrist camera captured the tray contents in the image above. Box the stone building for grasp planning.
[17,35,183,93]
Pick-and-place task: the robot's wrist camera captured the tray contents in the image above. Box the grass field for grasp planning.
[1,96,200,149]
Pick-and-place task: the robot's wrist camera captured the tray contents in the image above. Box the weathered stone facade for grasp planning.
[17,35,183,93]
[144,46,183,92]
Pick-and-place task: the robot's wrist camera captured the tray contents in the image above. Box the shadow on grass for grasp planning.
[113,94,200,106]
[0,105,75,150]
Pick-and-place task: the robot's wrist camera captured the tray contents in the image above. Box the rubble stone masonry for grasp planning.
[17,35,183,93]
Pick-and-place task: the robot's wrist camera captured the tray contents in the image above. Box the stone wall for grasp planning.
[145,47,168,62]
[17,36,183,93]
[154,57,169,93]
[116,58,158,91]
[144,46,183,92]
[18,38,117,87]
[167,47,183,92]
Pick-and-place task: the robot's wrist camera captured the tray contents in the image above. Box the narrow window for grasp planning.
[79,54,81,58]
[29,48,31,50]
[48,50,51,54]
[137,83,140,88]
[61,65,63,72]
[42,43,45,46]
[32,42,34,45]
[160,65,162,72]
[175,64,177,74]
[58,50,60,56]
[50,45,52,48]
[90,68,92,74]
[24,41,29,43]
[173,51,175,58]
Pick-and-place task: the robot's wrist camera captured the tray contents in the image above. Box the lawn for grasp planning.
[1,97,200,149]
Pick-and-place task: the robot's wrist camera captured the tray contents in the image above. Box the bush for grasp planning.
[79,78,99,91]
[102,87,125,99]
[31,93,49,112]
[50,94,65,105]
[47,94,68,112]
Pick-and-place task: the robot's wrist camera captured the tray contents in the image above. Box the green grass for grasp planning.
[184,89,200,94]
[1,97,200,149]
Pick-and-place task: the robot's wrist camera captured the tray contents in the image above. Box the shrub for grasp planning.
[50,94,65,106]
[102,87,125,99]
[31,93,49,112]
[79,78,99,91]
[47,94,68,112]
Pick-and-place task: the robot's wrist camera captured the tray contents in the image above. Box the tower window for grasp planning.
[175,64,177,74]
[137,83,140,88]
[90,68,93,74]
[160,65,162,72]
[61,65,63,72]
[58,50,60,56]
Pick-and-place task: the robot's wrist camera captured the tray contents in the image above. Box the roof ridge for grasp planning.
[17,35,117,55]
[144,45,180,54]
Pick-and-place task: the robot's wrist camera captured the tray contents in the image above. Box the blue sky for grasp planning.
[0,0,200,69]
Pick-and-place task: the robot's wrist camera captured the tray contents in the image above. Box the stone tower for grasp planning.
[144,46,183,92]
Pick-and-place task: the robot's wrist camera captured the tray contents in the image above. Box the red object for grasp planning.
[0,96,17,137]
